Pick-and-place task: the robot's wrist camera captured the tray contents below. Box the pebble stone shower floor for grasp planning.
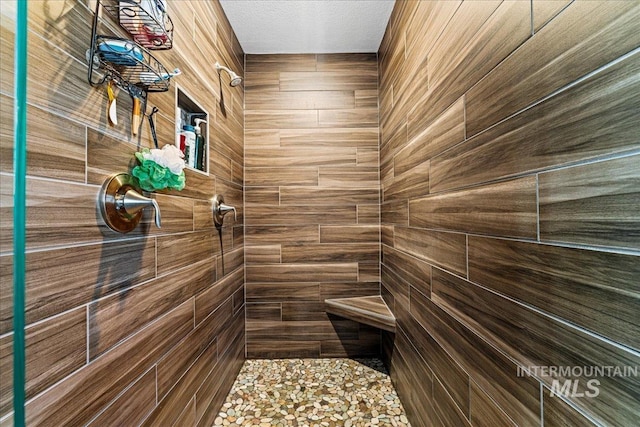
[214,358,411,427]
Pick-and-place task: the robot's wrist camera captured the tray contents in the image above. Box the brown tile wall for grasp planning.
[0,0,244,425]
[3,1,639,425]
[244,53,381,358]
[378,1,640,427]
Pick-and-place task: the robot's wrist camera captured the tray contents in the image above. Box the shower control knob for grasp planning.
[119,188,162,228]
[212,194,237,227]
[99,173,162,233]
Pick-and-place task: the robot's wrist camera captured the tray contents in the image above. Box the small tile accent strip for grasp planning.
[214,358,410,427]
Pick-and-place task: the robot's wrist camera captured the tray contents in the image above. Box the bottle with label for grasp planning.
[193,118,207,171]
[177,129,186,154]
[180,125,196,167]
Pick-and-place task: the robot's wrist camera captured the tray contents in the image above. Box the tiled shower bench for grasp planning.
[324,295,396,333]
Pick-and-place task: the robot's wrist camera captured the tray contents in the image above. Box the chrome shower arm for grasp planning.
[215,61,242,87]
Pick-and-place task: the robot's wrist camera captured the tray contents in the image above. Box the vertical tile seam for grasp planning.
[84,126,88,185]
[154,236,158,281]
[536,173,540,242]
[468,377,472,422]
[86,305,90,365]
[192,297,196,330]
[429,265,433,297]
[530,0,535,37]
[540,381,544,427]
[463,93,467,142]
[466,234,469,281]
[376,50,383,296]
[191,199,196,233]
[243,52,247,360]
[192,391,197,424]
[155,364,158,405]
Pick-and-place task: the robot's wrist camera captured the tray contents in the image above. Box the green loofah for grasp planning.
[132,150,186,192]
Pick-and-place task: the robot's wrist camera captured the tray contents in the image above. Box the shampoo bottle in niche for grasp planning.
[180,125,196,167]
[194,118,207,170]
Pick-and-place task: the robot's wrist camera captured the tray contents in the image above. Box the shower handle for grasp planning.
[99,173,162,233]
[119,189,162,228]
[212,194,236,227]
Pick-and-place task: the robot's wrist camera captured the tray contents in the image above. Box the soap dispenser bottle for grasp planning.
[194,118,207,170]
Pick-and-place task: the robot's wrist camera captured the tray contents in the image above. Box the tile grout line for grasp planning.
[536,173,541,242]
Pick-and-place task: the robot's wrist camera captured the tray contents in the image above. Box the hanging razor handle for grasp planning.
[129,86,145,137]
[131,97,141,136]
[148,106,159,148]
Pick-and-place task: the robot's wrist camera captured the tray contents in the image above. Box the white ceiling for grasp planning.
[219,0,396,54]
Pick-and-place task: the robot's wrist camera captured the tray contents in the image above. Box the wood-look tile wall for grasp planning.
[0,1,244,425]
[378,1,640,427]
[244,53,381,358]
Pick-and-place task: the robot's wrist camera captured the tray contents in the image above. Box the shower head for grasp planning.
[230,75,242,87]
[215,62,242,87]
